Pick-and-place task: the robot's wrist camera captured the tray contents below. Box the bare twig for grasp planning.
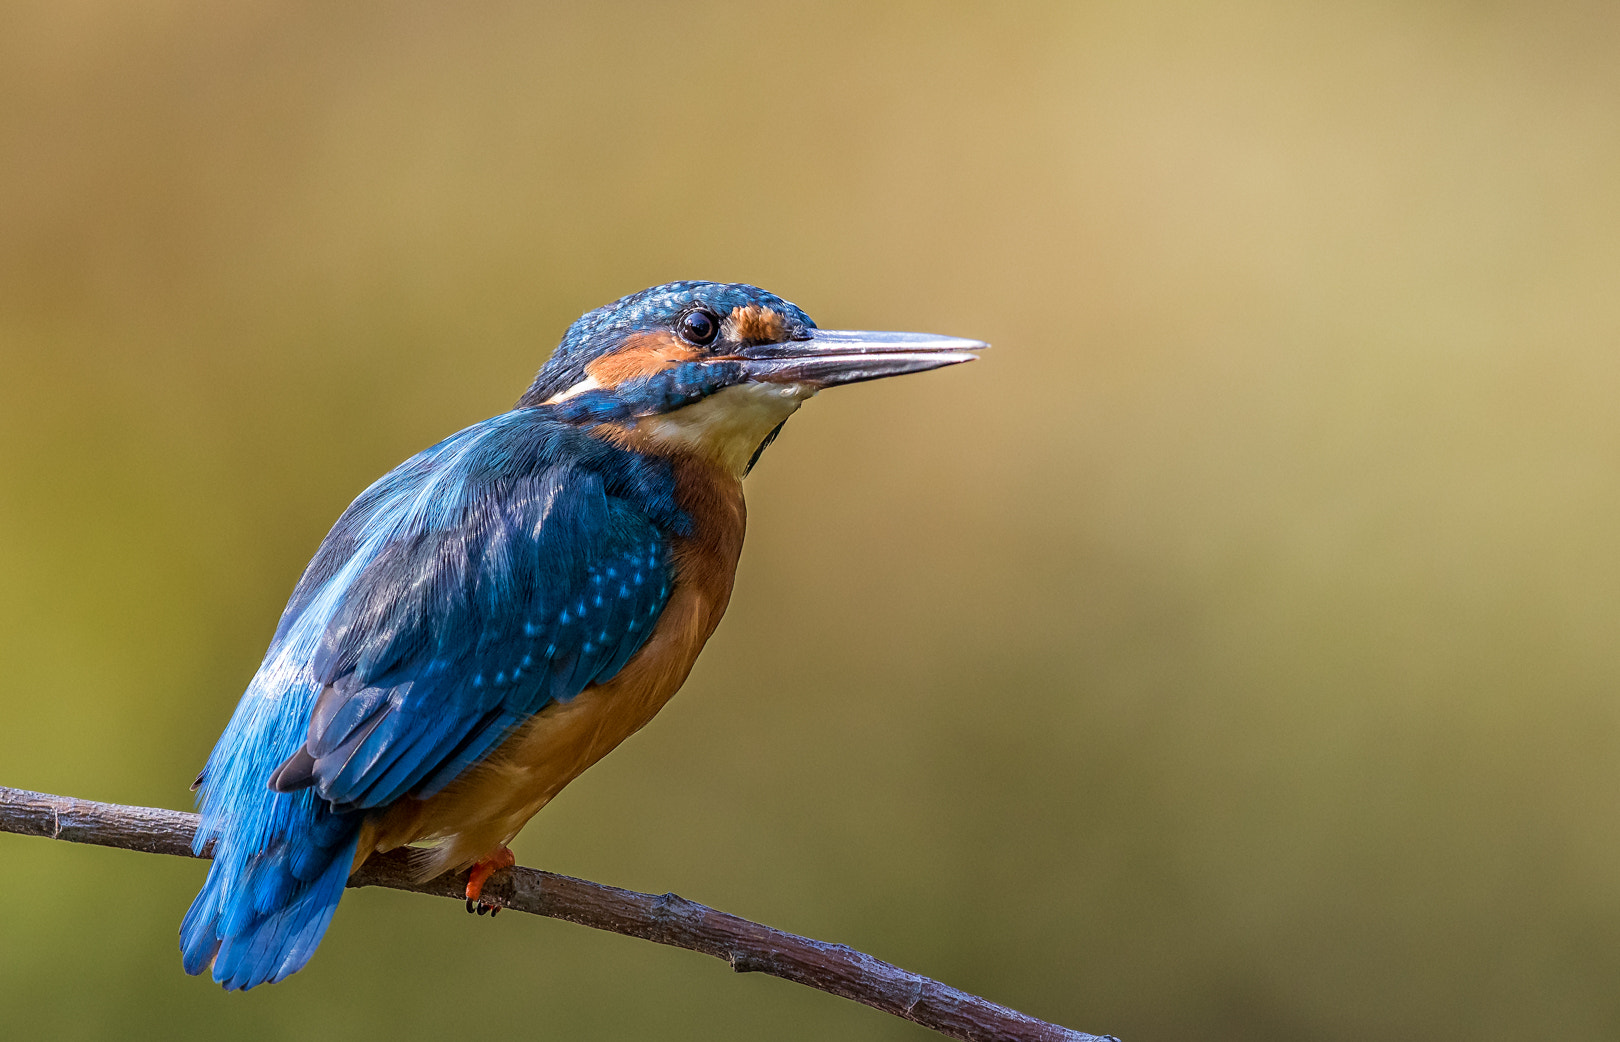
[0,786,1112,1042]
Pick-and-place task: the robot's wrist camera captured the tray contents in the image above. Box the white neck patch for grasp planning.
[543,375,604,403]
[635,382,815,479]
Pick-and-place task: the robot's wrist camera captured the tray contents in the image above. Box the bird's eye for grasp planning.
[679,309,720,346]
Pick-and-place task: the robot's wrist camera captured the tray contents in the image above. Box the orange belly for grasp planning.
[358,450,746,879]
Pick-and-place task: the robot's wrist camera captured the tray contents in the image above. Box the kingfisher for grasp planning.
[179,281,983,990]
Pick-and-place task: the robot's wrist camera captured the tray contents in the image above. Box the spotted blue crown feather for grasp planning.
[519,281,813,404]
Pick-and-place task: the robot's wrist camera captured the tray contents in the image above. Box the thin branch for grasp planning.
[0,786,1113,1042]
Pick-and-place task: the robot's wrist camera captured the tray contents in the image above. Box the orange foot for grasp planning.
[464,846,516,917]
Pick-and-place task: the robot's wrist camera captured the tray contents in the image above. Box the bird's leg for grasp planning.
[463,846,516,916]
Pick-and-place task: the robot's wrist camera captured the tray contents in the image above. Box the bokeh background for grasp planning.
[3,2,1620,1039]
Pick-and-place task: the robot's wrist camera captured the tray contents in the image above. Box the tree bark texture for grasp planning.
[0,786,1114,1042]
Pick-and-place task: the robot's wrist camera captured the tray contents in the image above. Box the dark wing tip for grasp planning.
[267,748,318,793]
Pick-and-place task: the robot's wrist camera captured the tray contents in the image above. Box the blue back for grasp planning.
[182,409,686,988]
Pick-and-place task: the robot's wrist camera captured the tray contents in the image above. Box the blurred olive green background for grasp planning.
[4,2,1620,1039]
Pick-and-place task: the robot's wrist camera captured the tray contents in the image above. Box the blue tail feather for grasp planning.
[181,816,361,991]
[182,665,365,991]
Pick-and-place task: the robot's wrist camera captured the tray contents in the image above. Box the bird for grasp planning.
[179,280,983,990]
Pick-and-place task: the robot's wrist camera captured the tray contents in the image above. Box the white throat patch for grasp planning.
[636,382,815,478]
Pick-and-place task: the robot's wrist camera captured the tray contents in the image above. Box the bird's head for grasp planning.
[518,281,984,477]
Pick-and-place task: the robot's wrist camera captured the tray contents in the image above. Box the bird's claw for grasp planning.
[463,846,515,918]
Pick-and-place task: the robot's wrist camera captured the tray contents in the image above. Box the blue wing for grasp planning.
[183,410,685,989]
[271,467,673,807]
[265,411,681,807]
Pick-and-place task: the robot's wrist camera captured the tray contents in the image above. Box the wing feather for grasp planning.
[267,417,678,811]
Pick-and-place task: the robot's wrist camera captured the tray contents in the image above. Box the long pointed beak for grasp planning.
[729,329,986,388]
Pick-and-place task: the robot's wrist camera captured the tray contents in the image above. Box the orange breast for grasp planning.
[362,451,746,879]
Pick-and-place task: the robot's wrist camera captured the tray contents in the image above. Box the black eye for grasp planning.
[679,309,719,346]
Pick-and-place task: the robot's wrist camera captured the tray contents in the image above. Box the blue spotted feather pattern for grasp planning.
[182,409,685,989]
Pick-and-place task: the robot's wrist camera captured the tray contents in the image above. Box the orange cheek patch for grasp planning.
[724,305,787,344]
[585,332,702,387]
